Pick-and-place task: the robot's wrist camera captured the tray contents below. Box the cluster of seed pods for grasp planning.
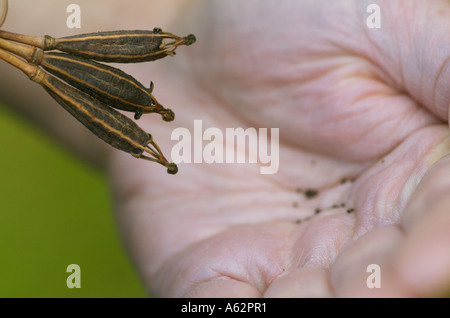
[0,11,195,174]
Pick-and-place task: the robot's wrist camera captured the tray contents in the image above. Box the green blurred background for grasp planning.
[0,103,146,297]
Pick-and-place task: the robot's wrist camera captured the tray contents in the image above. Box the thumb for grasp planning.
[387,154,450,296]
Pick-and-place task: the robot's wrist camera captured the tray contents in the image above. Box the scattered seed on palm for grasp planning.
[304,189,318,199]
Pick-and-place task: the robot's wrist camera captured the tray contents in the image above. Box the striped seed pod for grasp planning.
[0,28,196,63]
[42,73,178,174]
[0,48,178,174]
[37,50,174,121]
[0,37,174,121]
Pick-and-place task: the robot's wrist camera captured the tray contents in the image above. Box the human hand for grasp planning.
[2,0,450,297]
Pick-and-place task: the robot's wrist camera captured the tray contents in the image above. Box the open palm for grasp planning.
[2,0,450,297]
[105,0,450,297]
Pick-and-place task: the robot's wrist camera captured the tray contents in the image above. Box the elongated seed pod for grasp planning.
[0,28,196,63]
[41,72,177,174]
[45,74,148,154]
[0,38,174,121]
[46,29,196,63]
[47,29,164,62]
[0,48,178,174]
[37,51,174,121]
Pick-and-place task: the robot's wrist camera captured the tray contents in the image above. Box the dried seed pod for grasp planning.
[43,74,178,174]
[0,38,174,121]
[0,28,196,63]
[0,47,177,174]
[38,51,174,121]
[43,75,178,174]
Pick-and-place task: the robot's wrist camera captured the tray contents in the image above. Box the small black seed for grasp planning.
[295,219,302,224]
[341,178,347,184]
[315,208,321,214]
[346,208,354,214]
[340,203,346,207]
[332,204,339,209]
[304,189,319,199]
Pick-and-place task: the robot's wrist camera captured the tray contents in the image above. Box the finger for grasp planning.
[184,279,261,298]
[359,0,450,121]
[391,154,450,296]
[264,268,332,297]
[142,225,290,297]
[330,225,407,297]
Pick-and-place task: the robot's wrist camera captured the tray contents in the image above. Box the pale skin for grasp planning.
[1,0,450,297]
